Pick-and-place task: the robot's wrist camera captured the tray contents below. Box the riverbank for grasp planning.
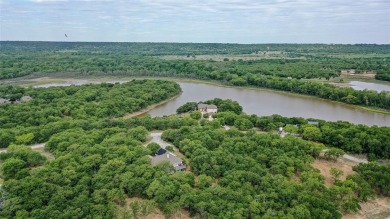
[120,92,182,119]
[2,75,390,116]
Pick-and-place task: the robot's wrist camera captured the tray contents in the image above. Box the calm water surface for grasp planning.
[147,82,390,126]
[33,80,390,126]
[350,81,390,92]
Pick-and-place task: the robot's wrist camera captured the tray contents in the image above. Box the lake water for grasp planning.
[33,80,390,126]
[349,81,390,92]
[147,82,390,126]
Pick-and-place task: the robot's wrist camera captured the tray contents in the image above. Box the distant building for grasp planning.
[206,105,218,114]
[198,103,218,114]
[151,152,186,172]
[198,103,208,112]
[0,98,9,104]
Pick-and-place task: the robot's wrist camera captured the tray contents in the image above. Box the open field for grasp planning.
[117,197,191,219]
[158,51,306,61]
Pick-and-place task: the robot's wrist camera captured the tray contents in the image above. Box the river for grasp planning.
[349,81,390,92]
[146,82,390,126]
[33,79,390,126]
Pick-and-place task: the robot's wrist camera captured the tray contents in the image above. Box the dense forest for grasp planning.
[1,42,390,111]
[0,80,181,147]
[0,82,389,218]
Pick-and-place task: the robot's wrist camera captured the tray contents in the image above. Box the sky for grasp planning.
[0,0,389,43]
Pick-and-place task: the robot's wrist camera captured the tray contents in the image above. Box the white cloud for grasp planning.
[2,0,389,43]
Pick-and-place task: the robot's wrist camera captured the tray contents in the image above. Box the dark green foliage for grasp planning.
[0,145,47,167]
[216,113,390,159]
[161,126,346,218]
[0,80,181,147]
[0,115,383,218]
[234,117,253,130]
[0,127,154,218]
[147,143,161,155]
[176,102,197,114]
[165,146,174,152]
[190,111,202,120]
[204,98,243,114]
[353,162,390,196]
[1,158,26,180]
[1,42,390,108]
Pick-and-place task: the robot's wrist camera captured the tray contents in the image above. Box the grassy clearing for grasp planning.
[312,157,357,187]
[343,197,390,219]
[158,52,305,61]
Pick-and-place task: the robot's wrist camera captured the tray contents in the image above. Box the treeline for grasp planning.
[1,49,390,110]
[0,80,181,147]
[1,49,389,81]
[212,112,390,159]
[2,41,390,55]
[353,163,390,196]
[1,42,390,81]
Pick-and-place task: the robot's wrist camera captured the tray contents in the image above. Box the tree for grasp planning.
[330,168,343,183]
[1,158,26,179]
[155,161,174,174]
[302,126,322,141]
[190,111,201,120]
[147,142,160,155]
[284,124,299,134]
[197,174,213,189]
[15,133,35,145]
[176,102,197,114]
[324,148,344,161]
[234,118,253,130]
[166,146,174,152]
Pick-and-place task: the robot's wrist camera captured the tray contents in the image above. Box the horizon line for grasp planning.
[1,40,389,45]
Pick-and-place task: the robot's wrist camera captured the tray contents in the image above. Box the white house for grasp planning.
[197,103,218,114]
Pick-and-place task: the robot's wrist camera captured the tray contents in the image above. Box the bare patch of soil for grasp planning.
[117,197,191,219]
[312,157,358,187]
[343,197,390,219]
[341,70,376,79]
[313,157,390,219]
